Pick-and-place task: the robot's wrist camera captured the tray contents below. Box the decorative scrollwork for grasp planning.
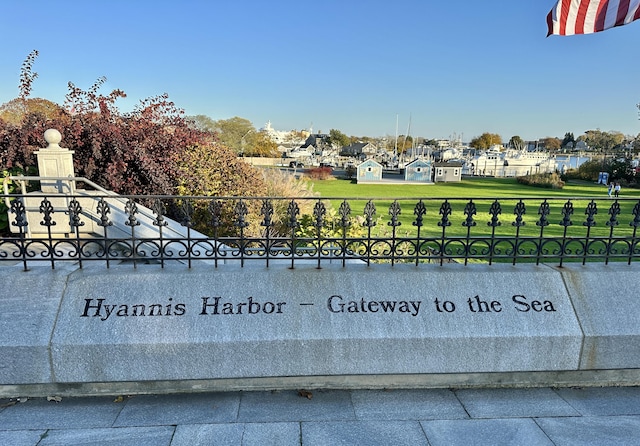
[124,199,140,227]
[313,200,326,230]
[10,199,28,228]
[438,200,452,227]
[560,200,574,227]
[5,195,640,269]
[363,200,377,228]
[234,199,249,229]
[413,200,426,228]
[180,199,193,228]
[583,200,597,227]
[286,199,300,229]
[68,199,85,229]
[607,200,620,227]
[339,200,351,228]
[463,200,476,228]
[631,201,640,228]
[152,199,167,227]
[209,199,223,228]
[261,199,274,229]
[512,200,526,227]
[487,200,502,228]
[39,198,56,227]
[388,200,401,228]
[537,200,550,227]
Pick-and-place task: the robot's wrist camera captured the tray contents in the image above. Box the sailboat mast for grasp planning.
[404,113,412,158]
[394,114,399,161]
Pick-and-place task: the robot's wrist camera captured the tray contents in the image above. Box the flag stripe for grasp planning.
[561,0,573,34]
[594,1,608,32]
[547,10,555,36]
[548,0,640,35]
[615,0,631,26]
[584,0,601,31]
[575,0,592,33]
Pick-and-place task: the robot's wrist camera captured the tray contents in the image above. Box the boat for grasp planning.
[470,147,557,177]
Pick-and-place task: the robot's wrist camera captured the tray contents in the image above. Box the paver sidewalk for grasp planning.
[1,387,640,445]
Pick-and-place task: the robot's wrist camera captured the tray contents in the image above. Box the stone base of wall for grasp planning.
[1,262,638,397]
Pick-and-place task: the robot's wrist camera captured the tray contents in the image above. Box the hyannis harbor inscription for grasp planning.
[80,294,557,321]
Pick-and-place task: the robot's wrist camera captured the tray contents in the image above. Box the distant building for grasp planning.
[404,159,433,183]
[575,140,588,151]
[433,162,463,183]
[260,121,305,146]
[302,133,331,152]
[341,142,377,158]
[356,159,383,183]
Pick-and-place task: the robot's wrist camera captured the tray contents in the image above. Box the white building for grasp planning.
[260,121,304,145]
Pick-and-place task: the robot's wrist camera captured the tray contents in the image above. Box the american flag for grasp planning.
[547,0,640,35]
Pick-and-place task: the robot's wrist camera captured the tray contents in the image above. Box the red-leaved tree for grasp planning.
[1,52,265,198]
[1,51,269,235]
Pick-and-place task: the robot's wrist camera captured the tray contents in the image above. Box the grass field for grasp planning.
[308,176,637,200]
[303,177,640,240]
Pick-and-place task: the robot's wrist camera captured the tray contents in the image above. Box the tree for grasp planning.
[569,156,638,184]
[561,132,575,149]
[0,97,66,126]
[632,133,640,155]
[582,130,624,152]
[1,51,321,238]
[570,159,603,181]
[189,115,278,157]
[327,129,350,149]
[540,137,561,152]
[397,135,413,153]
[186,114,217,133]
[243,131,279,157]
[509,135,525,151]
[469,133,502,150]
[0,51,65,127]
[1,51,265,199]
[212,116,255,154]
[176,141,266,236]
[608,157,636,183]
[0,109,60,170]
[19,50,39,100]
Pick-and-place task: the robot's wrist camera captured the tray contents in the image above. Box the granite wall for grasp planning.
[1,262,638,396]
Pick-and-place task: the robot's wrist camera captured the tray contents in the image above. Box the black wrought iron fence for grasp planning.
[2,193,640,270]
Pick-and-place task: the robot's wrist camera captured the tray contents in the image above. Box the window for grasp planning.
[437,168,443,176]
[454,169,459,176]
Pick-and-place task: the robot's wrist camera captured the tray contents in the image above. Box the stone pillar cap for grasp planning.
[43,129,63,149]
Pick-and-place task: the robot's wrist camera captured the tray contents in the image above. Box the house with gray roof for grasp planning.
[341,142,377,158]
[433,162,463,182]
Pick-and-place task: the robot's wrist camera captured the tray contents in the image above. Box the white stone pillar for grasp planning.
[34,129,76,193]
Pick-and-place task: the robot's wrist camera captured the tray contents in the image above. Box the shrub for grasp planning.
[1,52,263,198]
[0,166,38,234]
[564,159,604,182]
[260,168,317,237]
[516,172,564,189]
[1,51,271,237]
[345,165,356,180]
[306,167,333,180]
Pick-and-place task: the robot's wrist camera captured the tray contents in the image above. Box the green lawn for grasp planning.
[303,177,640,239]
[308,176,634,199]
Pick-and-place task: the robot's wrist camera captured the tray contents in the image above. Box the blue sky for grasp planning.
[1,1,639,142]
